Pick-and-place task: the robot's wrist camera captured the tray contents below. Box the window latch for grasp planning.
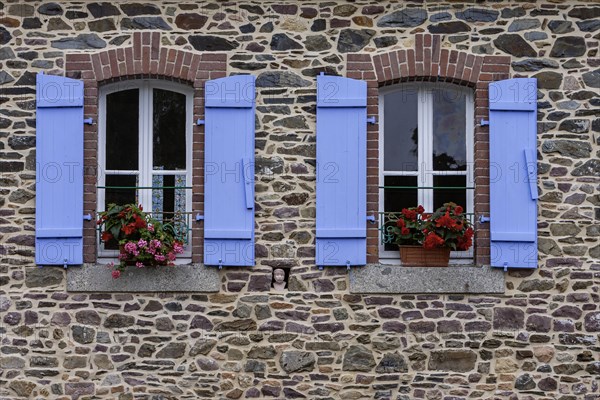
[83,118,94,125]
[195,213,204,222]
[367,116,377,125]
[366,214,376,224]
[480,119,489,126]
[479,215,490,223]
[196,119,205,125]
[83,214,92,221]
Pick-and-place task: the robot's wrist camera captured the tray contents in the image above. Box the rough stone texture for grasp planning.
[350,265,504,293]
[67,263,220,292]
[0,2,598,399]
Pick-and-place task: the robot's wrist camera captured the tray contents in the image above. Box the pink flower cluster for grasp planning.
[123,242,139,256]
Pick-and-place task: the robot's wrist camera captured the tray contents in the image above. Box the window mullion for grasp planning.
[420,88,434,211]
[139,82,151,211]
[466,90,475,217]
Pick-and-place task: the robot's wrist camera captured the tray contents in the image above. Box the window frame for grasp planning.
[97,80,194,259]
[378,82,474,262]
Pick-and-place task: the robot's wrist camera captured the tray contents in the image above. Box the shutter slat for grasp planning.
[489,78,538,269]
[204,75,255,267]
[35,73,84,266]
[316,75,367,267]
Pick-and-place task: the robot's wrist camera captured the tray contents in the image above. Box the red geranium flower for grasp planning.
[455,205,463,216]
[402,208,417,221]
[134,214,147,229]
[122,223,136,235]
[401,227,410,235]
[423,232,445,249]
[416,205,425,214]
[101,231,113,242]
[396,219,405,228]
[457,234,473,251]
[435,211,456,229]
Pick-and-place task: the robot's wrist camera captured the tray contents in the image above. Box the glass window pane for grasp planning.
[383,176,418,252]
[106,89,139,170]
[152,174,188,244]
[433,175,467,212]
[153,89,186,170]
[432,87,467,171]
[384,89,418,172]
[104,175,137,208]
[103,175,138,249]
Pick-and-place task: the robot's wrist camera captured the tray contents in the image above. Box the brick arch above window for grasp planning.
[64,31,227,264]
[347,33,511,266]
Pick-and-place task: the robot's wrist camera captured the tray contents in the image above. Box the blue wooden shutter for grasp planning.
[35,73,84,266]
[489,78,538,269]
[204,75,255,267]
[316,75,367,268]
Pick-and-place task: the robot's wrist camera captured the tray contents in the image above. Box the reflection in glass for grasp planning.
[103,174,137,249]
[432,87,467,171]
[152,174,188,244]
[153,89,186,170]
[433,175,467,211]
[384,89,418,172]
[106,89,139,170]
[384,176,418,251]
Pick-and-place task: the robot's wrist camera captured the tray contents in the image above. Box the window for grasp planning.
[379,83,474,261]
[98,80,193,259]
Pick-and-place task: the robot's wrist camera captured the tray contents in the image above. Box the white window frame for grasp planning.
[97,80,193,259]
[378,82,474,262]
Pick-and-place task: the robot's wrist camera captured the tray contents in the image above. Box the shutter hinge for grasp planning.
[218,259,223,270]
[195,213,204,222]
[479,215,490,224]
[83,118,94,125]
[346,260,351,271]
[503,262,508,272]
[63,259,68,269]
[83,214,92,221]
[367,116,377,125]
[366,214,376,224]
[480,119,489,126]
[196,119,205,125]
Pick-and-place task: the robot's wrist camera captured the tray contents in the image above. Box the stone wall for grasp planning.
[1,1,599,399]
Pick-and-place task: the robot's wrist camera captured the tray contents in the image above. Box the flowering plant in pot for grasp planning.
[97,203,184,279]
[391,202,473,267]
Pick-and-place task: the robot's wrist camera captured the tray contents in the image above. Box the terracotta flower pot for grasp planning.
[399,245,450,267]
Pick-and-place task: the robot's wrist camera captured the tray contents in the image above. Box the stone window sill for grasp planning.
[349,264,505,294]
[66,263,220,292]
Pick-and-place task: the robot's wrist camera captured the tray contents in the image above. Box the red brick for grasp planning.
[415,34,423,62]
[432,35,441,63]
[150,60,159,75]
[483,55,511,65]
[125,48,134,76]
[373,55,384,82]
[481,64,510,73]
[455,52,466,81]
[389,51,400,81]
[108,49,119,78]
[133,32,142,60]
[424,33,432,48]
[407,49,415,77]
[424,48,431,77]
[439,49,449,78]
[91,53,103,81]
[151,32,160,59]
[348,53,371,62]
